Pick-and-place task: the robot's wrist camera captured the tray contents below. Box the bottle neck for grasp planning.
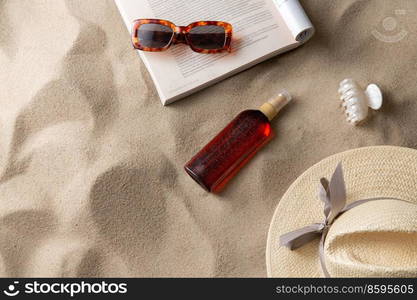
[259,102,278,121]
[259,103,278,121]
[259,92,291,121]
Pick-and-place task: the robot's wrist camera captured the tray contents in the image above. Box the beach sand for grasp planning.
[0,0,416,277]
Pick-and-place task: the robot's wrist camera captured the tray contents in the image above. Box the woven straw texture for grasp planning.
[266,146,417,277]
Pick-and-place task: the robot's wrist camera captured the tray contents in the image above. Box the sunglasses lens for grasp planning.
[188,25,226,50]
[137,23,173,48]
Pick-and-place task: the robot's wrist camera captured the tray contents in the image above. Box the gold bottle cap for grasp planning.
[259,90,292,121]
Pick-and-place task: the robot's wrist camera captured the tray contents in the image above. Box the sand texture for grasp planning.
[0,0,417,277]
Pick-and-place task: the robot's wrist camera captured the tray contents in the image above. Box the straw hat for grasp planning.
[266,146,417,277]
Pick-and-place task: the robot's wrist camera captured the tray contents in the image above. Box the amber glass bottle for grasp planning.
[184,91,291,193]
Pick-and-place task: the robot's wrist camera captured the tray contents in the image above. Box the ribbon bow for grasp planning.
[279,163,402,277]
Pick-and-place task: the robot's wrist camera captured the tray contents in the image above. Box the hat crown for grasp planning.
[325,199,417,277]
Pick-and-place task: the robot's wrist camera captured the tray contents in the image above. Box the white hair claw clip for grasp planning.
[338,79,383,125]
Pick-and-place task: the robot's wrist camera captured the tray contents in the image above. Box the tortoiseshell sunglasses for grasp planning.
[131,19,232,54]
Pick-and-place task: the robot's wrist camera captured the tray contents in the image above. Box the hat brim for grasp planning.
[266,146,417,277]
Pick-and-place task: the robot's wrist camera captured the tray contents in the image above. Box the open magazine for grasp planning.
[115,0,314,105]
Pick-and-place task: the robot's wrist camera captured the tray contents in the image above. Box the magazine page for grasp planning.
[115,0,299,104]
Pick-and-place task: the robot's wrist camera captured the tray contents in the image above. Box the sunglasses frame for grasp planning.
[131,19,232,53]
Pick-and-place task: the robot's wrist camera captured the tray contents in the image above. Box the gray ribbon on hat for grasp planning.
[279,162,404,277]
